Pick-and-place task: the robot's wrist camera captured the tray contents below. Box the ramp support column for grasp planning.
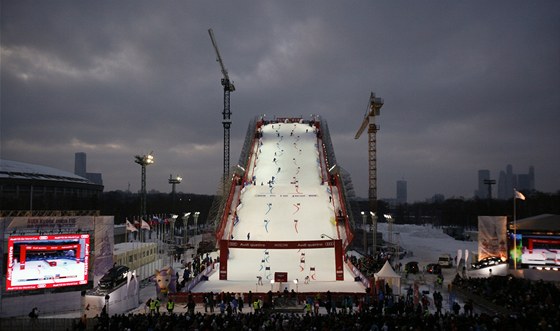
[335,239,344,280]
[219,240,229,280]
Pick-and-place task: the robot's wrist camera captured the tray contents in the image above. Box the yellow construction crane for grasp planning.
[354,92,384,214]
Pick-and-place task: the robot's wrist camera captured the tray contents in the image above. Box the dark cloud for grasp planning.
[1,1,559,202]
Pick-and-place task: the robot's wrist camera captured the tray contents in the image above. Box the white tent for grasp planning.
[374,260,401,295]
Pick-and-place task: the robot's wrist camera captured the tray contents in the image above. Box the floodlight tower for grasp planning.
[355,93,384,214]
[183,212,191,250]
[361,211,367,253]
[370,211,378,255]
[168,174,182,194]
[208,28,236,185]
[134,153,154,220]
[169,174,182,213]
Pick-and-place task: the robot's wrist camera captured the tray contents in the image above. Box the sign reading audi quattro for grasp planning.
[227,240,335,249]
[220,239,344,281]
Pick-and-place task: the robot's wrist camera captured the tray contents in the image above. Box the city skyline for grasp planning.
[476,165,535,201]
[1,1,559,202]
[74,152,546,203]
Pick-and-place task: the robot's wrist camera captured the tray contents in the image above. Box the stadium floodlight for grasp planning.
[168,174,182,213]
[183,212,191,261]
[361,211,367,253]
[168,175,182,193]
[193,211,201,240]
[134,152,155,223]
[370,212,378,255]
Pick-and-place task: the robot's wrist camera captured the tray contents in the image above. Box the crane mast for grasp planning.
[355,92,384,214]
[208,28,236,186]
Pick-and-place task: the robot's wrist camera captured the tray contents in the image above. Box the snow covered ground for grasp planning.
[378,222,478,265]
[195,120,486,294]
[196,121,364,293]
[37,120,502,318]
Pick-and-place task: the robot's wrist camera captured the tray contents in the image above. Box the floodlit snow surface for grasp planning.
[379,222,479,265]
[193,121,483,294]
[195,121,365,293]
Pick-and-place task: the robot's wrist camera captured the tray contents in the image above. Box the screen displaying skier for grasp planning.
[6,234,90,291]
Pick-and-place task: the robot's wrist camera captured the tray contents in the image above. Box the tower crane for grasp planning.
[355,92,384,214]
[208,28,236,186]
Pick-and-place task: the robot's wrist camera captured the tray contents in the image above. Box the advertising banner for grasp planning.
[478,216,507,260]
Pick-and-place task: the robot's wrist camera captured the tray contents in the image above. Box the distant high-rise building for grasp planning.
[529,166,535,190]
[74,152,103,186]
[517,174,530,191]
[497,164,534,199]
[517,166,535,191]
[396,180,407,204]
[74,152,87,177]
[475,170,491,199]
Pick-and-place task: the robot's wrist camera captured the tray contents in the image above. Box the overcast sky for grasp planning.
[1,1,559,202]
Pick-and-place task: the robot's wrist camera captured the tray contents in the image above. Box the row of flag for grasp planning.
[125,219,149,232]
[125,215,176,232]
[123,190,525,233]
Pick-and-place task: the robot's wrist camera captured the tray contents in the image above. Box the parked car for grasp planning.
[99,265,129,290]
[382,245,408,260]
[438,254,454,268]
[404,261,419,274]
[426,263,442,274]
[471,256,504,270]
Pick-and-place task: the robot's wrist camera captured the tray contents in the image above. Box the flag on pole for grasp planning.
[514,189,526,200]
[141,219,151,230]
[126,219,138,232]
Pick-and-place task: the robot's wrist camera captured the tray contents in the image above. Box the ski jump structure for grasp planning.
[215,116,354,281]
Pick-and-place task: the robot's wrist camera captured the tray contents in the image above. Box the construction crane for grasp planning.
[208,28,236,186]
[355,92,384,214]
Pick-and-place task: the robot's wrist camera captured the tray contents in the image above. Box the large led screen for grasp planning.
[514,234,560,267]
[6,234,89,291]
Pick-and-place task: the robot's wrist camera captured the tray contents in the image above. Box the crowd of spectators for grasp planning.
[346,253,387,280]
[452,274,560,330]
[90,303,547,331]
[84,274,558,331]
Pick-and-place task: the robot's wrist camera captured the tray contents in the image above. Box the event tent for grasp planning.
[374,260,401,295]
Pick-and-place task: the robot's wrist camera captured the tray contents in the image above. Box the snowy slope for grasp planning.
[196,121,365,292]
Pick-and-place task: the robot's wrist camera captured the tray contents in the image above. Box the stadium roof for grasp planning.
[0,159,90,184]
[516,214,560,232]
